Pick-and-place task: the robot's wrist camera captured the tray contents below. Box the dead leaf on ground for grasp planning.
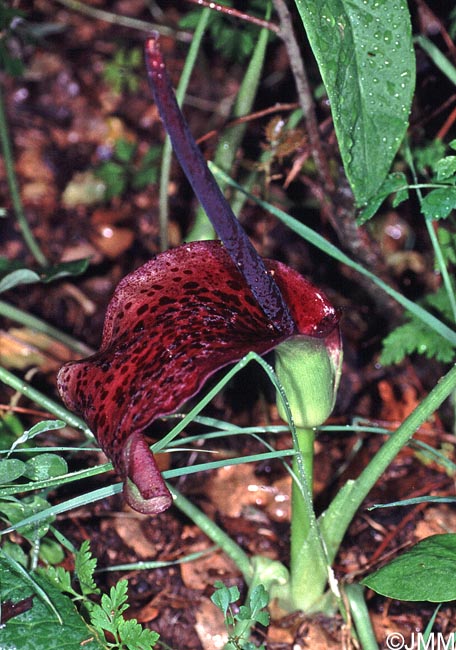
[205,463,290,522]
[179,542,239,590]
[194,596,227,650]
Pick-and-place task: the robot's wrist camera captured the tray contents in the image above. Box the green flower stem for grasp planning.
[290,427,314,572]
[168,483,254,583]
[186,2,272,242]
[0,365,91,436]
[285,426,333,613]
[0,83,47,267]
[0,299,93,356]
[320,362,456,566]
[158,7,211,250]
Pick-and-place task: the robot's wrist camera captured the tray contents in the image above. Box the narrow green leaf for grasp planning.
[0,268,40,293]
[9,419,66,453]
[415,36,456,86]
[362,534,456,602]
[293,0,415,204]
[40,258,90,282]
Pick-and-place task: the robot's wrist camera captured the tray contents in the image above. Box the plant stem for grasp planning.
[53,0,192,42]
[343,584,379,650]
[0,83,47,267]
[273,0,334,194]
[285,426,334,613]
[0,365,91,436]
[158,7,211,250]
[145,36,295,334]
[185,0,280,34]
[0,300,93,356]
[290,428,314,572]
[320,362,456,565]
[187,2,272,242]
[403,140,456,323]
[168,484,254,583]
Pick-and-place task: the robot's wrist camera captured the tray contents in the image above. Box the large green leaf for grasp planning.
[362,534,456,602]
[0,555,104,650]
[293,0,415,204]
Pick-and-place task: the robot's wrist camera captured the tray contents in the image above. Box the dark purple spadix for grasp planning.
[57,37,341,516]
[145,35,295,336]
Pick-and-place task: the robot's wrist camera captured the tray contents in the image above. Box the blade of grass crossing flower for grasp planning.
[210,163,456,347]
[0,366,92,435]
[153,351,286,452]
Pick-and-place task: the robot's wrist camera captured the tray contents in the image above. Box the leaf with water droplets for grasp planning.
[293,0,415,204]
[421,187,456,220]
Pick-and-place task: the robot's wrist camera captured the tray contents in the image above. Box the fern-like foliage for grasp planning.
[380,286,456,365]
[42,541,159,650]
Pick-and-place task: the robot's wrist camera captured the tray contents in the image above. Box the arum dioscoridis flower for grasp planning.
[57,35,342,515]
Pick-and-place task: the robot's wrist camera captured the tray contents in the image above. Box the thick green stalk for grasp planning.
[290,428,314,574]
[158,7,211,250]
[287,427,331,612]
[0,83,47,267]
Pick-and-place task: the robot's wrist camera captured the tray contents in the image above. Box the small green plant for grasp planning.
[44,540,160,650]
[103,47,142,95]
[0,1,26,76]
[179,0,272,64]
[358,139,456,366]
[95,138,160,200]
[211,581,270,650]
